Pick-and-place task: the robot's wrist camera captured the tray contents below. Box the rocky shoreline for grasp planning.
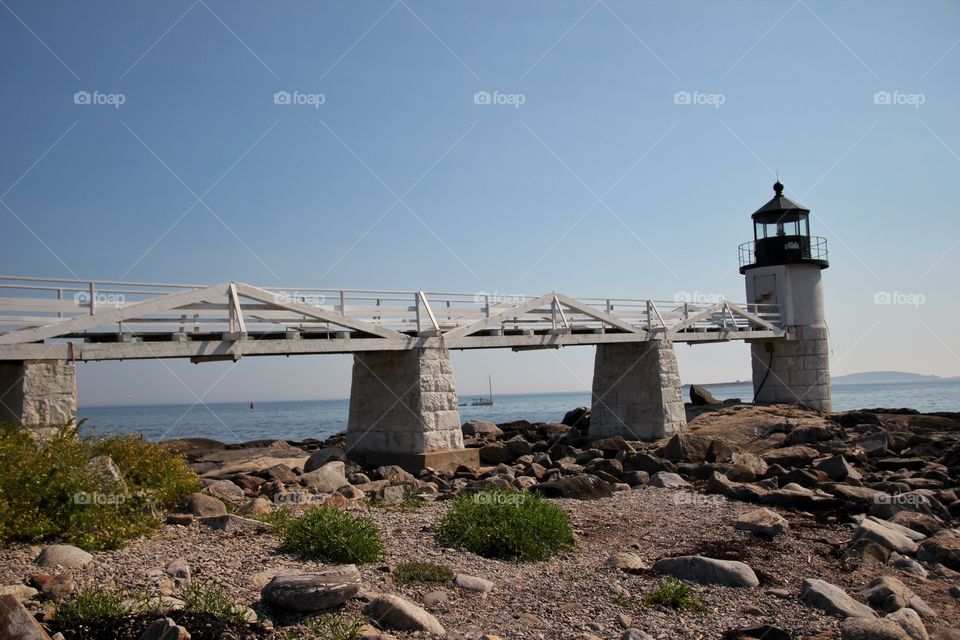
[2,402,959,639]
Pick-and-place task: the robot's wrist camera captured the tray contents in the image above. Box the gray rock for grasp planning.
[761,445,819,468]
[34,545,92,570]
[138,617,190,640]
[840,618,910,640]
[87,455,126,489]
[647,472,691,489]
[176,493,226,518]
[202,479,245,504]
[261,567,362,612]
[860,576,936,619]
[815,454,862,481]
[453,574,493,593]
[916,534,960,570]
[165,558,190,582]
[801,578,877,619]
[0,585,38,603]
[364,594,445,634]
[199,514,270,533]
[888,553,928,579]
[866,516,926,542]
[462,420,503,439]
[0,594,54,640]
[479,442,513,464]
[533,475,614,500]
[621,631,654,640]
[606,552,648,573]
[303,447,346,473]
[853,519,919,555]
[884,608,928,640]
[652,555,758,588]
[735,508,789,537]
[422,590,447,610]
[300,461,348,493]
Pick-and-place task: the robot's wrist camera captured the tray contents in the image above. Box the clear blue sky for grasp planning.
[1,1,957,405]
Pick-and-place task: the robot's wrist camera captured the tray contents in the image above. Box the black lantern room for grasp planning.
[739,181,829,273]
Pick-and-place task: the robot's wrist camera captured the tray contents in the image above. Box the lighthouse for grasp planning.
[740,181,831,411]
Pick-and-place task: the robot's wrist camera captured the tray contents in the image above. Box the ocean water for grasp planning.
[77,380,960,444]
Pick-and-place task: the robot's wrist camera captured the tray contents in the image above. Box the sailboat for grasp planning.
[471,374,494,406]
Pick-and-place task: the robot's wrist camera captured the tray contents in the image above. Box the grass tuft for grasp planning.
[393,561,453,585]
[55,587,132,627]
[279,506,384,564]
[179,579,250,625]
[436,489,574,562]
[641,577,710,612]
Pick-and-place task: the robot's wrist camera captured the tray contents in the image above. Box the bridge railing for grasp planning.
[0,276,781,339]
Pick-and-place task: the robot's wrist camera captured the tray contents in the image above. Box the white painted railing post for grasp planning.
[415,293,421,336]
[339,290,346,316]
[89,282,96,315]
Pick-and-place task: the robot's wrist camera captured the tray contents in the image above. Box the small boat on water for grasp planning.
[471,375,494,406]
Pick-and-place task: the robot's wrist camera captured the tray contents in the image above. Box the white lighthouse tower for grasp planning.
[740,181,831,411]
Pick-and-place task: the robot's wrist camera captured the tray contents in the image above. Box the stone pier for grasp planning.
[0,360,77,428]
[345,347,479,472]
[588,337,687,440]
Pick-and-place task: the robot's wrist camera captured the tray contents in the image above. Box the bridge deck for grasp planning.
[0,276,784,362]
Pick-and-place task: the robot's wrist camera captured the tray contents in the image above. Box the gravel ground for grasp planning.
[2,487,958,639]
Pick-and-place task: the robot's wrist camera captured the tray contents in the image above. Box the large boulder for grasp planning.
[139,617,191,640]
[689,384,720,406]
[561,407,590,429]
[651,555,758,588]
[462,420,503,439]
[839,618,911,640]
[202,479,245,504]
[884,608,928,640]
[660,434,712,463]
[0,594,53,640]
[761,446,819,468]
[176,493,227,518]
[853,519,919,555]
[800,578,877,619]
[916,533,960,570]
[860,577,936,619]
[364,594,445,634]
[479,442,513,465]
[303,448,346,473]
[647,472,691,489]
[34,545,92,570]
[735,508,789,537]
[261,567,361,612]
[300,461,348,493]
[533,475,614,500]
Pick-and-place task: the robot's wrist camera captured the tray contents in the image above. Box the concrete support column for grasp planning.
[345,347,478,471]
[750,326,831,411]
[0,360,77,428]
[589,337,687,440]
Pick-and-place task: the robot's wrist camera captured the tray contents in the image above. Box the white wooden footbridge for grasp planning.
[0,276,783,361]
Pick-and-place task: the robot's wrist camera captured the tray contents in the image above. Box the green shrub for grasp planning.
[393,561,453,585]
[56,587,132,627]
[0,423,199,550]
[180,579,249,624]
[436,489,574,562]
[280,506,384,564]
[251,506,296,536]
[642,577,710,612]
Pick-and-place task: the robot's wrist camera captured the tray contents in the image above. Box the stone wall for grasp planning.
[589,337,687,440]
[346,347,464,456]
[751,326,831,412]
[0,360,77,427]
